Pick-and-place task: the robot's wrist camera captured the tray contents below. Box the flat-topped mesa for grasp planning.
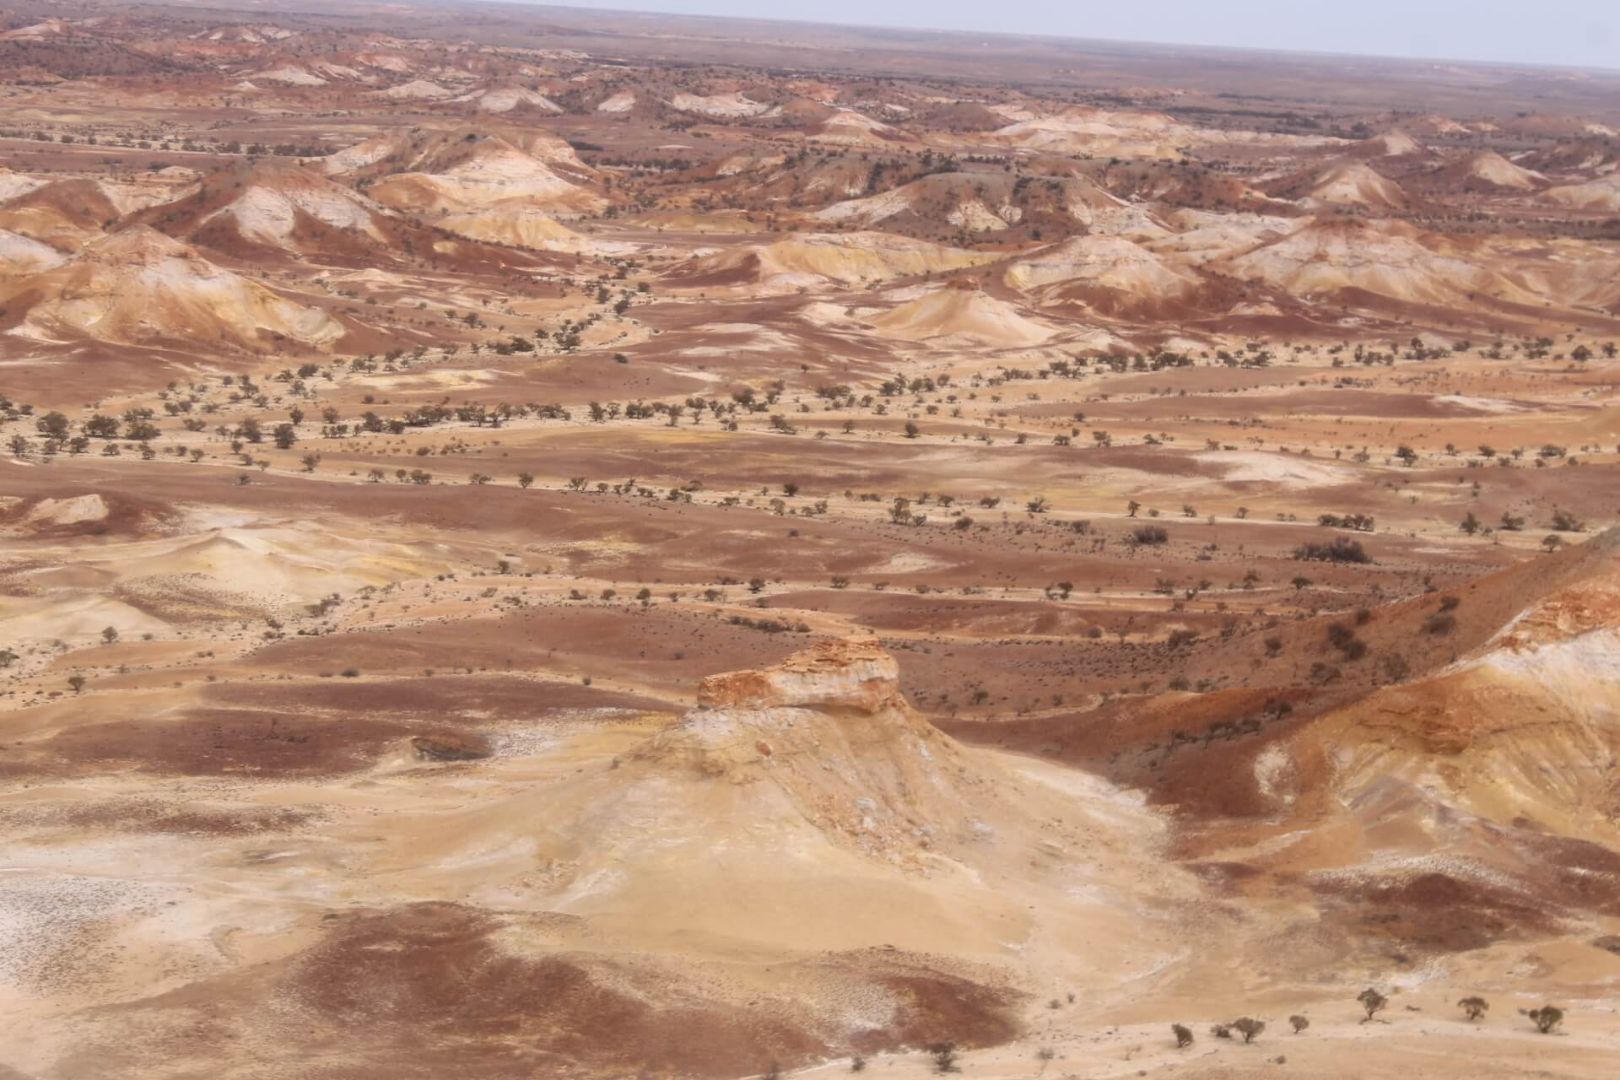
[696,637,902,713]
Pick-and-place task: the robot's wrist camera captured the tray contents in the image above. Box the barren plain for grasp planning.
[1,2,1619,1077]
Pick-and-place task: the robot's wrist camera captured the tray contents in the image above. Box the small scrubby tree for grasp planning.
[1231,1017,1265,1043]
[1172,1023,1193,1048]
[1289,1015,1309,1034]
[1358,988,1388,1022]
[1525,1005,1563,1034]
[1458,996,1488,1022]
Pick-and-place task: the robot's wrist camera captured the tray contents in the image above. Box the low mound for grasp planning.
[812,170,1124,236]
[458,86,562,113]
[436,205,595,252]
[326,129,601,217]
[367,144,601,216]
[1543,174,1620,212]
[254,65,326,86]
[674,232,992,292]
[1004,234,1210,318]
[1353,129,1425,158]
[1437,150,1546,192]
[147,160,392,256]
[869,282,1056,346]
[991,106,1186,160]
[668,90,775,118]
[1219,217,1539,308]
[814,172,1021,232]
[1298,160,1409,211]
[7,226,344,349]
[0,492,170,539]
[809,109,906,145]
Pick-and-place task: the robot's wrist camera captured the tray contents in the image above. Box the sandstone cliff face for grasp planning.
[695,636,904,713]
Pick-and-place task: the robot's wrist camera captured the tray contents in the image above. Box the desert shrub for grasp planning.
[1130,524,1169,546]
[1231,1017,1265,1043]
[1317,512,1375,532]
[1524,1005,1563,1034]
[1172,1023,1194,1048]
[1358,988,1388,1022]
[1289,1015,1309,1034]
[1458,996,1488,1022]
[1295,536,1370,563]
[1424,613,1457,635]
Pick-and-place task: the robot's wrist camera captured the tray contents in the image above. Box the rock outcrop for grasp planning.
[643,638,994,862]
[695,636,903,712]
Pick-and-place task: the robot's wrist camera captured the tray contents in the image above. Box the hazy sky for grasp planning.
[536,0,1619,69]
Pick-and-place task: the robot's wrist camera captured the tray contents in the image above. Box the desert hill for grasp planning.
[2,637,1196,1078]
[326,129,603,217]
[1433,150,1547,193]
[2,226,345,349]
[1282,159,1410,212]
[944,528,1620,965]
[1543,174,1620,212]
[1003,234,1213,318]
[137,159,398,258]
[673,231,993,292]
[812,169,1134,239]
[1351,128,1427,158]
[0,178,127,248]
[1217,217,1540,310]
[867,281,1057,345]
